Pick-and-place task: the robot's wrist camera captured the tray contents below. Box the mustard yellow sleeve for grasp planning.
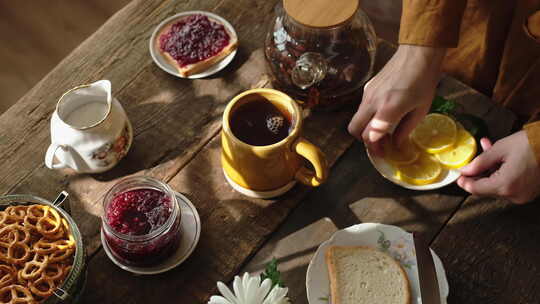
[524,121,540,166]
[399,0,468,48]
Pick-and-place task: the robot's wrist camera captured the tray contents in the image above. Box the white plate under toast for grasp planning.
[149,11,238,79]
[367,148,461,191]
[306,223,449,304]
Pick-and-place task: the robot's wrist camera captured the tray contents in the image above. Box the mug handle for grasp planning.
[293,137,328,187]
[45,144,69,169]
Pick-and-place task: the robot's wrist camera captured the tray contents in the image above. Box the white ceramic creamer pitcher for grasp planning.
[45,80,133,173]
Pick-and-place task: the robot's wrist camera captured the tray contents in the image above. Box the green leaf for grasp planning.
[260,258,284,289]
[454,113,490,141]
[430,95,456,115]
[430,96,489,142]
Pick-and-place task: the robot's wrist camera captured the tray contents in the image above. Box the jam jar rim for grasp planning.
[101,176,180,242]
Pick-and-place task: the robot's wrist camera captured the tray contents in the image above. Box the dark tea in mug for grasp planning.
[229,98,292,146]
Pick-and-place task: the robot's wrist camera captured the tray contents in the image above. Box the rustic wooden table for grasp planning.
[1,0,539,303]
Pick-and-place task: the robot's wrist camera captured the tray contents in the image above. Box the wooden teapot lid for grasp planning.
[284,0,359,28]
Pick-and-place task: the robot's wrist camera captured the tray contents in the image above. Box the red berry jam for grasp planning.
[159,14,231,67]
[102,177,182,267]
[106,189,171,236]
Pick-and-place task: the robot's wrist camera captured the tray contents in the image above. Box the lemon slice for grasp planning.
[412,113,457,153]
[396,154,442,185]
[383,137,420,165]
[435,127,477,169]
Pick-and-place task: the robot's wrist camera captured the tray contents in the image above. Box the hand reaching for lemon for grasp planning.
[384,116,540,203]
[350,43,540,202]
[457,131,540,204]
[384,114,540,204]
[348,45,446,155]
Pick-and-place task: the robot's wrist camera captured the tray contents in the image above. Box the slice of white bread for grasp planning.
[326,246,411,304]
[156,16,238,77]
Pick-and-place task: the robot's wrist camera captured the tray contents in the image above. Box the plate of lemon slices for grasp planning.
[368,113,478,190]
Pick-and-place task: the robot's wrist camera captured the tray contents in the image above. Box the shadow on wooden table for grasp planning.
[259,141,466,236]
[87,49,258,183]
[431,196,540,303]
[238,139,469,303]
[62,189,102,254]
[80,47,306,303]
[205,45,252,80]
[83,137,294,303]
[88,96,225,182]
[253,197,540,304]
[242,178,540,304]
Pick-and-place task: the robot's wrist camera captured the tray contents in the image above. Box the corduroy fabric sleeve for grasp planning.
[524,121,540,167]
[399,0,468,48]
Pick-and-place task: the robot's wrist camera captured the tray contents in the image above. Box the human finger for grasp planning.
[362,118,397,144]
[362,131,387,157]
[393,104,430,146]
[457,175,503,196]
[348,96,374,141]
[460,146,503,177]
[480,137,493,151]
[362,95,409,145]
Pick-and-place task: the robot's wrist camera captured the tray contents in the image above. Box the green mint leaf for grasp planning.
[260,258,284,289]
[430,95,456,115]
[454,113,489,141]
[430,96,489,141]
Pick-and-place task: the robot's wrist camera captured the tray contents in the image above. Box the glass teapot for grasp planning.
[264,0,377,110]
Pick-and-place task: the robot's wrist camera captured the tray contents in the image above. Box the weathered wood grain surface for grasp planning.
[0,0,355,302]
[0,0,280,256]
[0,0,526,303]
[431,195,540,303]
[84,107,354,303]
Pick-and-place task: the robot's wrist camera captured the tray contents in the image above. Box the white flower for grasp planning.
[208,273,290,304]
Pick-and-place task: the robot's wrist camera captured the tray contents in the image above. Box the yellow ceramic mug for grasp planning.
[221,88,328,198]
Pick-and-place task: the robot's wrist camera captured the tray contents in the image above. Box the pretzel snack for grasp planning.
[0,204,75,304]
[0,266,15,289]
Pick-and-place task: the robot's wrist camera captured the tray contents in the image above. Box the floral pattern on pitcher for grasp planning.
[90,124,131,167]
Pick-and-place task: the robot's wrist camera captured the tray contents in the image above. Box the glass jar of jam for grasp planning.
[101,176,181,266]
[265,0,377,110]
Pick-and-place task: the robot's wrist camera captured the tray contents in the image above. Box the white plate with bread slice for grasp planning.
[149,11,238,79]
[306,223,449,304]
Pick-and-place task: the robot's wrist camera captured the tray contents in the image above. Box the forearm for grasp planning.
[395,45,447,86]
[399,0,468,47]
[399,44,447,67]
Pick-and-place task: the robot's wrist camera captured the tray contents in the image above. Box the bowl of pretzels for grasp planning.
[0,194,86,304]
